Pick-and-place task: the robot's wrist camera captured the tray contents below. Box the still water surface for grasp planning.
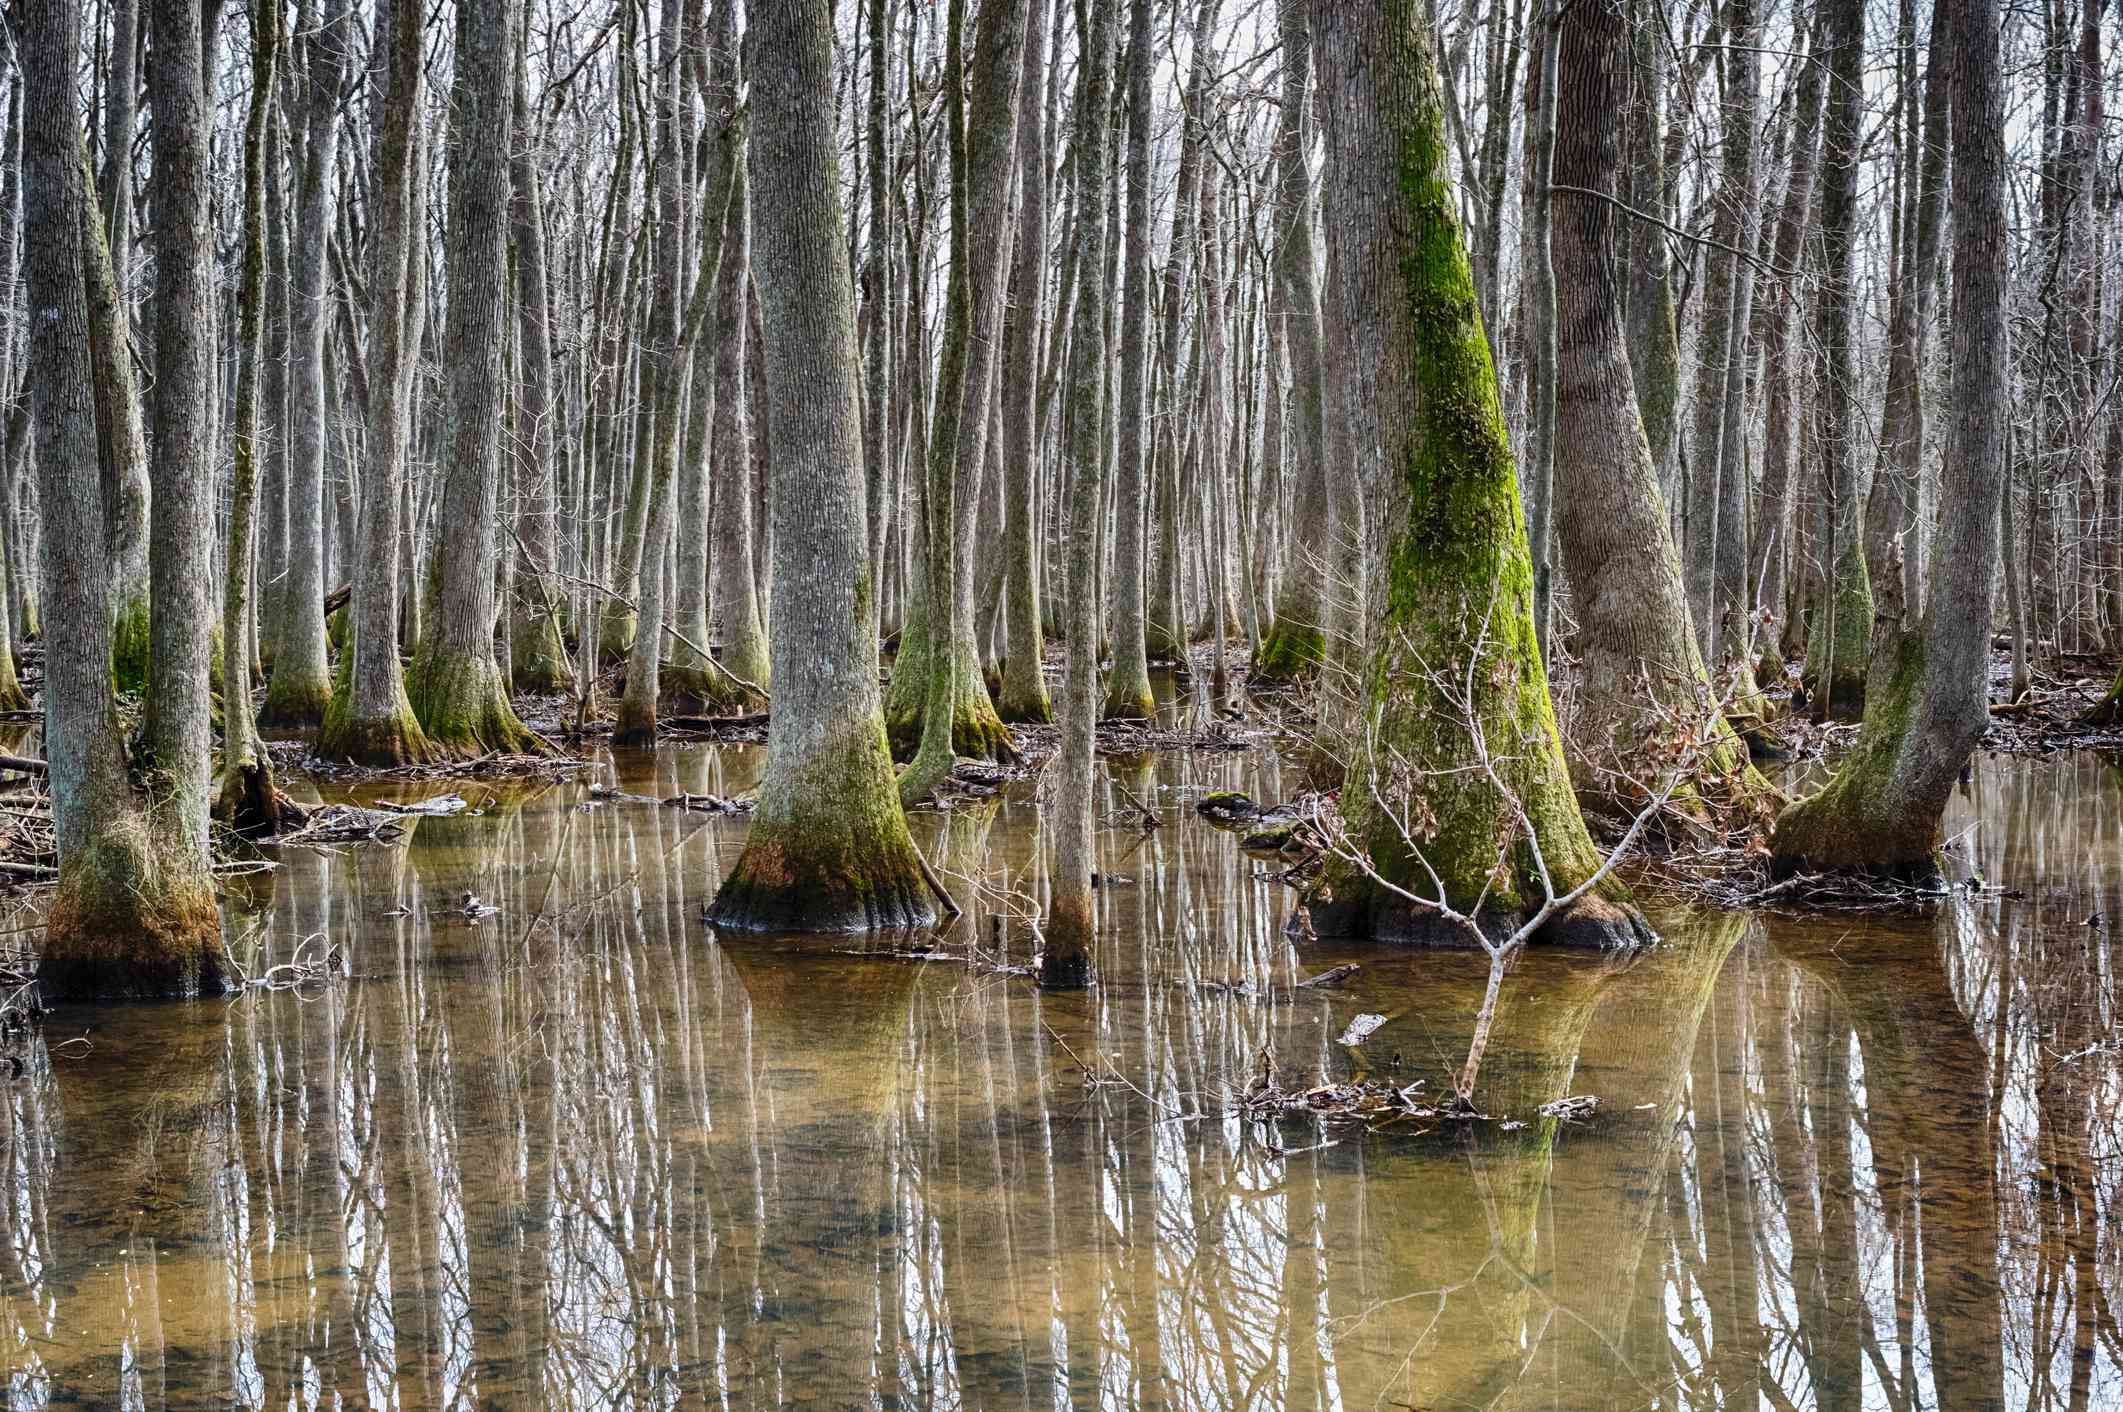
[0,742,2116,1410]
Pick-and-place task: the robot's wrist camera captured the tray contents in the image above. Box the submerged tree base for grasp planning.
[38,817,227,1001]
[705,818,936,932]
[410,650,549,760]
[1314,882,1652,950]
[1771,631,1941,880]
[213,756,312,838]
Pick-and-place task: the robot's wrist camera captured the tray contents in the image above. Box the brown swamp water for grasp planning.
[0,740,2116,1410]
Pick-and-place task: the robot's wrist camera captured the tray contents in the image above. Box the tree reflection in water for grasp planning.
[0,747,2115,1409]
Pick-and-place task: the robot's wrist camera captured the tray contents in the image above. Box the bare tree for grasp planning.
[706,0,937,932]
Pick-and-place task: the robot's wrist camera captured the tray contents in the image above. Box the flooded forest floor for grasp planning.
[0,643,2118,1409]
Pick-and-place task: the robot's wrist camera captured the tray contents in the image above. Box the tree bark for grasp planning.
[1043,0,1119,989]
[317,0,432,765]
[1253,0,1332,685]
[705,0,934,933]
[1310,0,1647,950]
[996,0,1055,723]
[26,0,223,998]
[895,0,1028,801]
[1770,0,2008,877]
[1099,0,1157,721]
[1804,0,1873,718]
[408,0,544,758]
[260,0,351,729]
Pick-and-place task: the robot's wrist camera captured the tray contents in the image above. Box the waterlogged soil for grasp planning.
[0,733,2118,1410]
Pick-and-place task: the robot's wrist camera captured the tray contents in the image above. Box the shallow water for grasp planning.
[0,741,2116,1410]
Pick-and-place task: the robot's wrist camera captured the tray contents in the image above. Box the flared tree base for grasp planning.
[1770,630,1943,881]
[886,677,1019,763]
[1100,667,1156,722]
[705,819,936,932]
[1314,880,1652,951]
[1251,620,1324,687]
[995,664,1053,724]
[39,820,226,1001]
[409,648,549,760]
[259,666,332,731]
[511,616,574,696]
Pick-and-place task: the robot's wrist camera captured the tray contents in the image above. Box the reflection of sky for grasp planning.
[0,747,2116,1409]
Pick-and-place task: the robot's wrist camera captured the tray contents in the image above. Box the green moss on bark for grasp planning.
[1805,537,1872,718]
[409,645,546,760]
[1252,618,1325,686]
[316,647,435,767]
[707,721,936,932]
[259,662,332,730]
[109,593,151,697]
[1317,26,1644,952]
[1770,629,1937,878]
[38,813,227,1000]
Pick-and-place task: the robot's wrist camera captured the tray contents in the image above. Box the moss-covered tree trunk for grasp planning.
[895,0,1026,805]
[1309,0,1645,950]
[317,0,432,767]
[994,0,1053,725]
[1043,0,1118,989]
[27,0,224,999]
[1771,0,2007,878]
[1252,0,1331,687]
[1805,0,1873,719]
[408,0,544,760]
[259,0,351,731]
[705,0,933,934]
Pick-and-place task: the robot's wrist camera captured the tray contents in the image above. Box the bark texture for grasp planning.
[1310,1,1647,951]
[27,0,223,999]
[1770,0,2008,877]
[705,0,934,933]
[408,0,543,758]
[317,0,432,766]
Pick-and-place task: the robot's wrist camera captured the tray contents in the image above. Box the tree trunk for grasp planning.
[1309,0,1646,950]
[705,0,934,933]
[26,0,223,998]
[895,0,1028,802]
[1253,0,1331,686]
[1548,0,1764,815]
[1805,0,1873,718]
[506,0,572,696]
[1043,0,1119,989]
[317,0,432,765]
[1770,0,2007,877]
[996,0,1054,724]
[1099,0,1157,721]
[1753,11,1827,683]
[408,0,544,758]
[617,0,714,748]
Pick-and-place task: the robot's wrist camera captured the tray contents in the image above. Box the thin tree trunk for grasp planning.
[996,0,1054,723]
[1043,0,1118,989]
[261,0,350,729]
[1100,0,1157,720]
